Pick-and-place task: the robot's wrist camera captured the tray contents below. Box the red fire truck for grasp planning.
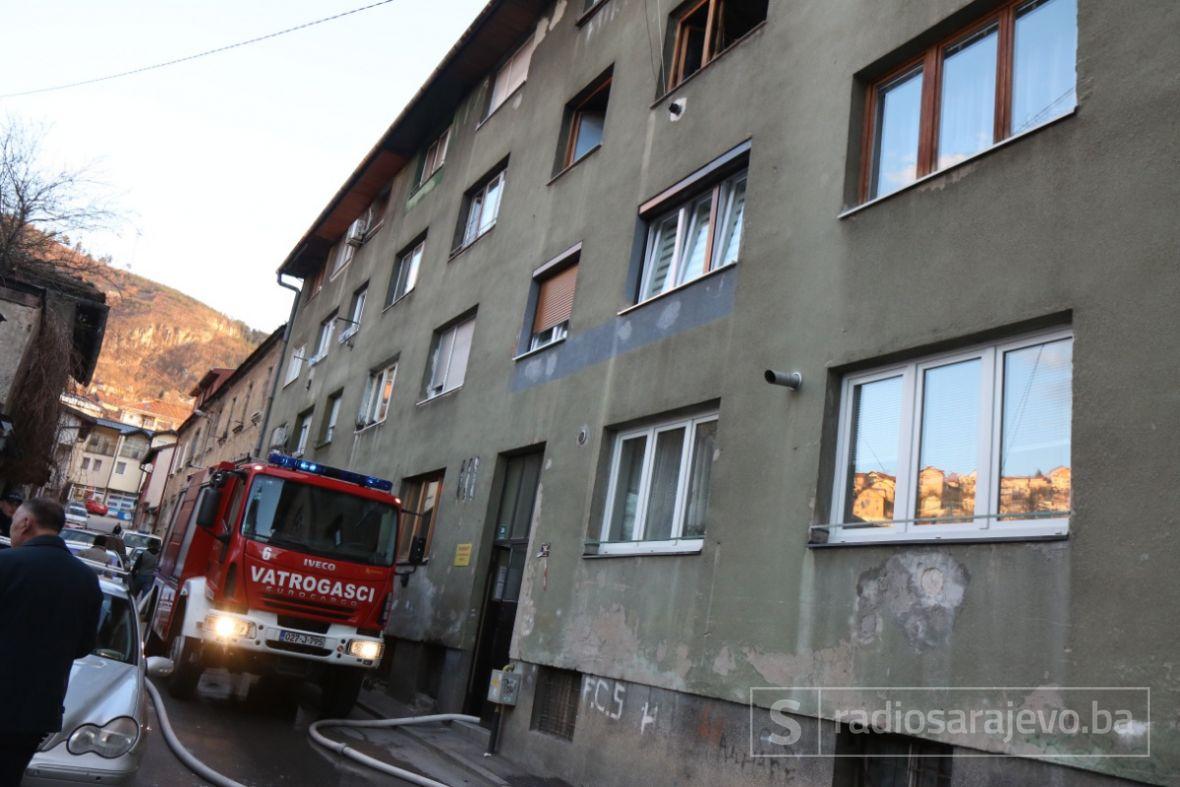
[144,453,401,716]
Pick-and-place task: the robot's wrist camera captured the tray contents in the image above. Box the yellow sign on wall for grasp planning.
[453,543,473,567]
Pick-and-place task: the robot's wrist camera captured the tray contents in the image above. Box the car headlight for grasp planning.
[348,639,383,661]
[67,716,139,758]
[206,613,254,640]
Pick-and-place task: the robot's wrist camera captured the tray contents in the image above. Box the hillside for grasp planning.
[72,255,267,412]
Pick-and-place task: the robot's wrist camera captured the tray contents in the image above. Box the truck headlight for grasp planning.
[206,613,254,639]
[348,640,383,661]
[67,716,139,758]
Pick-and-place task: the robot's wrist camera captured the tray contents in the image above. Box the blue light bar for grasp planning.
[267,453,394,492]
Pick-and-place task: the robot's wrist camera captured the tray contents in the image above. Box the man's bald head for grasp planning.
[11,498,65,547]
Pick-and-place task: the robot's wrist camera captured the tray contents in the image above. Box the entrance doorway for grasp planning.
[466,449,543,719]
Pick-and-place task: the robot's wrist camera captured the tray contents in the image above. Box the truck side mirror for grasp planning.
[407,535,427,566]
[195,489,221,530]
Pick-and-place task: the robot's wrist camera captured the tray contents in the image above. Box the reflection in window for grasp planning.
[1000,338,1072,518]
[870,68,923,199]
[845,376,903,523]
[832,331,1072,543]
[861,0,1077,203]
[938,26,998,169]
[915,360,980,523]
[1012,0,1077,133]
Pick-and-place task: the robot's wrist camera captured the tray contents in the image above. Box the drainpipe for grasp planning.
[254,273,303,459]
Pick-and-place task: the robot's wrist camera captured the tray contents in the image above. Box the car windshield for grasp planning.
[92,593,136,664]
[122,533,159,550]
[61,529,95,545]
[67,505,87,515]
[240,476,398,566]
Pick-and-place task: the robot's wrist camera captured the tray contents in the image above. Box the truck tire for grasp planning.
[319,666,365,718]
[166,600,202,699]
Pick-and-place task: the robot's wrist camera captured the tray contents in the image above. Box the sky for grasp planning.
[0,0,487,330]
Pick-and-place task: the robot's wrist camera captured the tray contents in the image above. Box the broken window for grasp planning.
[665,0,768,90]
[828,329,1072,545]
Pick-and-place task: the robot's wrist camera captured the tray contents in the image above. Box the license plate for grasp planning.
[278,630,326,648]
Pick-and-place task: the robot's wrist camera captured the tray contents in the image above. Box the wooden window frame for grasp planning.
[398,471,444,562]
[859,0,1074,202]
[562,76,612,169]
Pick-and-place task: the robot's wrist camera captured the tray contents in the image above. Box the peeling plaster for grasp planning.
[742,640,856,688]
[854,552,969,651]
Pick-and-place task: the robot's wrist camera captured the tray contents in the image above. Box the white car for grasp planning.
[21,578,172,785]
[64,503,89,528]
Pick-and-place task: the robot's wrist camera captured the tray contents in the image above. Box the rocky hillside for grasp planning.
[73,255,267,409]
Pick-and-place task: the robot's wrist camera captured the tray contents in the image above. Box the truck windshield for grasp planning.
[240,475,398,566]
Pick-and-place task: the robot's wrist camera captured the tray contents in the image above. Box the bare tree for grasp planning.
[0,118,116,287]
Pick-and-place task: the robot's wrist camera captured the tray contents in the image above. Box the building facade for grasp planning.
[264,0,1178,784]
[65,418,154,513]
[155,327,283,532]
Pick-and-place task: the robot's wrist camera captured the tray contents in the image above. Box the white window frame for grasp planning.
[388,240,424,305]
[115,461,127,475]
[487,37,536,117]
[294,411,313,457]
[340,286,367,342]
[359,363,397,429]
[284,344,305,386]
[322,393,342,444]
[460,170,505,249]
[423,317,475,401]
[828,328,1073,545]
[529,321,568,352]
[638,169,747,303]
[311,314,335,365]
[419,128,451,186]
[597,412,718,556]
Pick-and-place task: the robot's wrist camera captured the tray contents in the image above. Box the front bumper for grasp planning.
[23,744,140,785]
[196,609,383,668]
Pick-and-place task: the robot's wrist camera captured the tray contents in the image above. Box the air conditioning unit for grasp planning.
[270,425,288,449]
[346,233,366,248]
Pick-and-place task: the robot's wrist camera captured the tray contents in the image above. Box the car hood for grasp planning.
[40,656,142,750]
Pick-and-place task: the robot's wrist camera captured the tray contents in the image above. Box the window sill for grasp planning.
[839,108,1077,219]
[617,261,735,317]
[548,144,602,186]
[583,538,704,557]
[809,518,1070,547]
[382,291,414,313]
[575,0,611,26]
[449,225,495,260]
[282,377,299,388]
[513,336,567,362]
[415,386,463,407]
[651,21,768,108]
[476,82,527,131]
[355,420,385,435]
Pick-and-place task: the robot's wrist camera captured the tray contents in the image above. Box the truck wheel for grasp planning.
[319,667,365,718]
[167,634,202,699]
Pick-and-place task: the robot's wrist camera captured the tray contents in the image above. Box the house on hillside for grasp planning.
[0,257,108,493]
[64,417,154,514]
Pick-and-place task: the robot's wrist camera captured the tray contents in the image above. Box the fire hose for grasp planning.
[146,678,480,787]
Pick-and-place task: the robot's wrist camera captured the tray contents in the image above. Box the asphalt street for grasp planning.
[135,670,469,787]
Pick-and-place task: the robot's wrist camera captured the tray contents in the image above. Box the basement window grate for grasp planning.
[832,726,953,786]
[530,667,581,740]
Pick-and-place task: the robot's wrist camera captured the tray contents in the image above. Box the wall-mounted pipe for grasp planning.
[764,370,802,390]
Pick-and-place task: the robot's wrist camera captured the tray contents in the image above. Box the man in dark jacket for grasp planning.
[0,497,102,786]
